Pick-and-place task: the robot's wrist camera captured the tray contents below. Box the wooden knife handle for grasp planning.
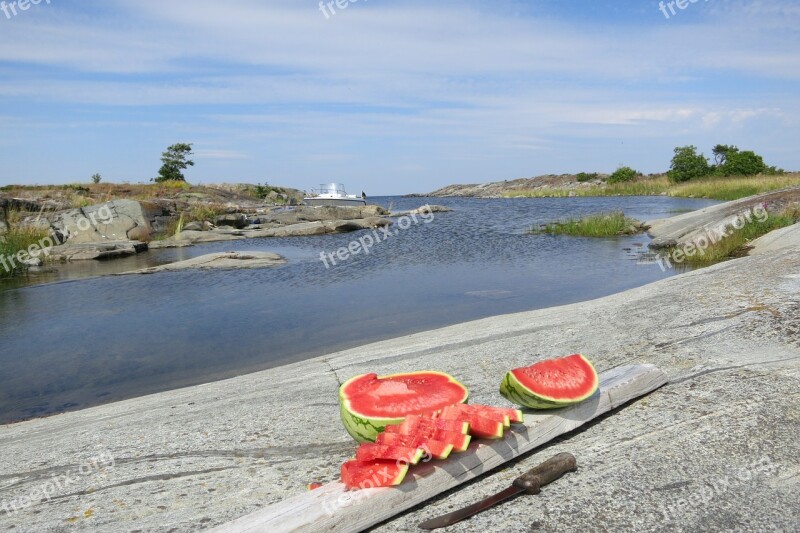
[512,452,577,495]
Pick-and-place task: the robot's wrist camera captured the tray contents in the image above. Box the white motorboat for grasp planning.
[304,183,366,207]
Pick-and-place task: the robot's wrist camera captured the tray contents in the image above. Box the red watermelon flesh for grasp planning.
[399,414,469,435]
[340,372,469,419]
[439,406,505,439]
[384,423,472,453]
[340,459,409,490]
[355,443,424,465]
[445,404,510,427]
[376,432,454,460]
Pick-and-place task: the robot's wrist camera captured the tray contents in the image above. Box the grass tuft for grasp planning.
[532,211,643,237]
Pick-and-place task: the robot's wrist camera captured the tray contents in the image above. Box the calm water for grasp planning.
[0,196,717,424]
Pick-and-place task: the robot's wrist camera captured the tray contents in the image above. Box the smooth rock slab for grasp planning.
[0,249,797,532]
[646,187,800,248]
[120,251,286,274]
[749,222,800,255]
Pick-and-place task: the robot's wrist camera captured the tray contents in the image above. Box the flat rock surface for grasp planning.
[118,251,286,274]
[749,222,800,255]
[0,249,798,532]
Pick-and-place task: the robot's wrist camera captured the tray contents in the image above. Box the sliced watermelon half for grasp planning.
[355,443,424,465]
[340,459,409,490]
[339,371,469,442]
[375,432,454,460]
[500,353,599,409]
[439,406,505,439]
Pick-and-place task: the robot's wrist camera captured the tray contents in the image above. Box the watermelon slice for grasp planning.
[339,371,469,442]
[444,404,524,427]
[398,414,469,435]
[376,432,454,460]
[438,405,505,439]
[355,443,424,465]
[384,422,472,453]
[340,459,409,490]
[500,354,599,409]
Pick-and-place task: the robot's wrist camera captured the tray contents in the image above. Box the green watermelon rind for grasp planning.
[499,354,599,410]
[339,371,469,443]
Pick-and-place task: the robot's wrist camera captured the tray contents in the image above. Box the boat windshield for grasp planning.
[318,183,347,195]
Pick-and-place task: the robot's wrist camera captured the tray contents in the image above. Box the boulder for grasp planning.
[215,213,248,229]
[50,199,170,244]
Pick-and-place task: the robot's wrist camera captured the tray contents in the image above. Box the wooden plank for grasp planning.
[210,364,668,533]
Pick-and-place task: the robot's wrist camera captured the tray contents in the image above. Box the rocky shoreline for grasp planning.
[2,192,453,276]
[0,195,798,532]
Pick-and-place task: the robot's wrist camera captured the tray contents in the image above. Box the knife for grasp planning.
[418,452,577,530]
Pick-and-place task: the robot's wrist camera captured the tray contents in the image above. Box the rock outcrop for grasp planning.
[121,251,286,274]
[646,187,800,248]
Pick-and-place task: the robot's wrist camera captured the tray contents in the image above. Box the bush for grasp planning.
[576,172,598,182]
[668,145,712,183]
[91,173,102,184]
[607,166,638,184]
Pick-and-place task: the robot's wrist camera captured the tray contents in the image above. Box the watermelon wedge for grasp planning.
[443,404,524,428]
[384,422,472,453]
[500,354,600,409]
[339,371,469,442]
[355,443,424,465]
[438,405,505,439]
[375,432,454,460]
[340,459,409,490]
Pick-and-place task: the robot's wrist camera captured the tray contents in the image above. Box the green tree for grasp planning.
[607,166,638,184]
[668,145,711,183]
[91,173,102,184]
[712,144,737,166]
[156,143,194,183]
[720,150,766,176]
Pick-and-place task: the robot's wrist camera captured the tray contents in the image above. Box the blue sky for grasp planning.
[0,0,798,195]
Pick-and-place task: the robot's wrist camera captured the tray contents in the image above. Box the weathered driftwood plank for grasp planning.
[210,364,668,533]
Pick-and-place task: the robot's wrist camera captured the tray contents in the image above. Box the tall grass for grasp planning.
[532,211,642,237]
[662,209,799,264]
[507,174,800,201]
[667,175,800,201]
[0,225,52,278]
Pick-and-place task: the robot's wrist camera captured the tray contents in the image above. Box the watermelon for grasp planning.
[384,421,472,453]
[375,432,454,460]
[340,459,409,490]
[355,443,424,465]
[339,371,469,442]
[443,404,524,427]
[397,414,469,435]
[500,354,599,409]
[438,405,505,439]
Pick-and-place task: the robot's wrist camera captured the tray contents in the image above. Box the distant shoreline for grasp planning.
[409,172,800,201]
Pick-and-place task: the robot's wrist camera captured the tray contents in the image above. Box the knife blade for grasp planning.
[418,452,577,530]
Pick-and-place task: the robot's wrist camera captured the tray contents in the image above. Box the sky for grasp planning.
[0,0,798,195]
